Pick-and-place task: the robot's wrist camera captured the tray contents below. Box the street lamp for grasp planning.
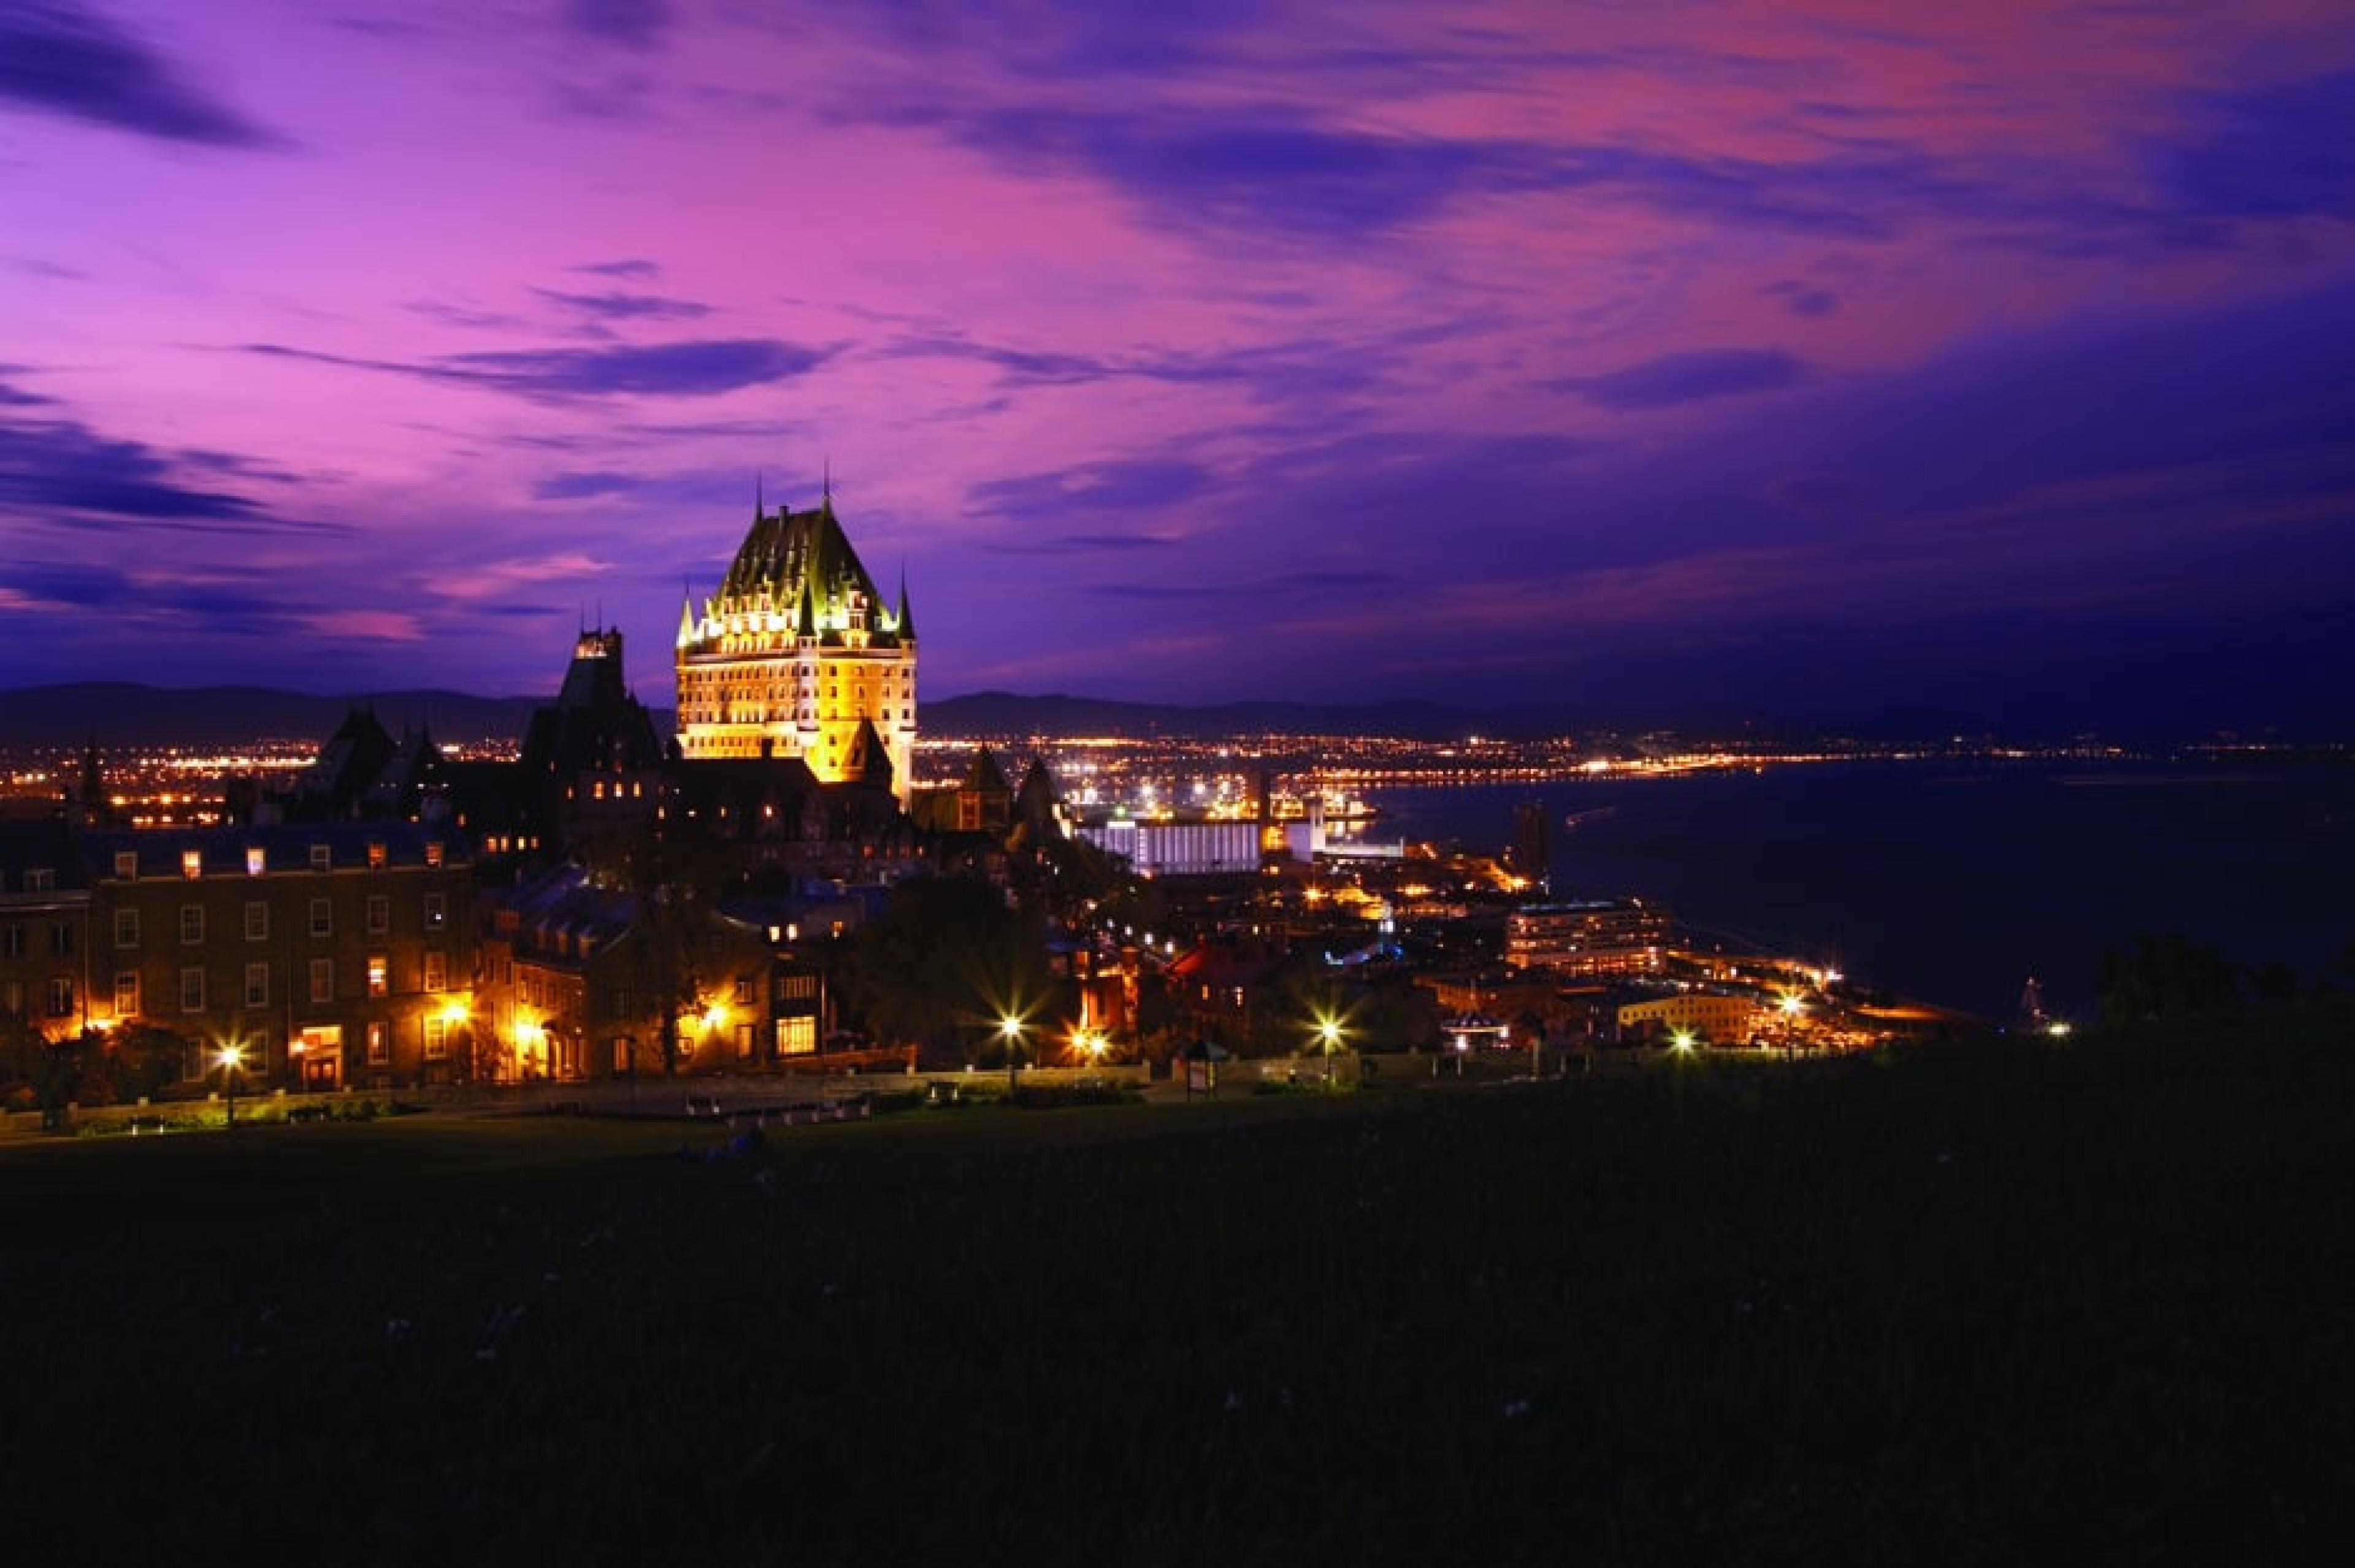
[1668,1029,1698,1056]
[1000,1014,1025,1096]
[1313,1011,1344,1086]
[215,1038,247,1130]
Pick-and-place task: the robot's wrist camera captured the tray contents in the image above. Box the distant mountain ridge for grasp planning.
[1,681,2097,749]
[0,684,552,749]
[1,683,1542,749]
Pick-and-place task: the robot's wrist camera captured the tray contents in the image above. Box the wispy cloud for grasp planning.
[0,0,283,147]
[1553,349,1808,411]
[562,0,672,49]
[0,389,340,536]
[243,338,835,399]
[532,288,713,322]
[968,459,1211,519]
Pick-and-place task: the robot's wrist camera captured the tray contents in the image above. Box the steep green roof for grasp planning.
[713,497,896,641]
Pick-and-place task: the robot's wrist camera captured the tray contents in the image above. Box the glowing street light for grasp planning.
[1000,1014,1027,1095]
[215,1038,247,1130]
[1669,1029,1698,1055]
[1312,1011,1345,1085]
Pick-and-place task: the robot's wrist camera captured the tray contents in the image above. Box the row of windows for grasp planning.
[112,843,449,879]
[0,976,78,1017]
[1,921,77,958]
[108,950,454,1014]
[110,893,448,947]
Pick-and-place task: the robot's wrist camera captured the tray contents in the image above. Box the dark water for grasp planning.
[1365,757,2355,1020]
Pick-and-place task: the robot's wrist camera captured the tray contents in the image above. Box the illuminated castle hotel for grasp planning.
[674,491,916,806]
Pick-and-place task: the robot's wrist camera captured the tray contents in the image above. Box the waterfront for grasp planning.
[1367,755,2355,1022]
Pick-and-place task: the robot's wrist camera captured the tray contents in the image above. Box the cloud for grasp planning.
[860,94,1972,244]
[244,337,835,399]
[0,0,282,147]
[968,459,1212,518]
[562,0,672,48]
[1554,349,1807,410]
[404,298,527,331]
[0,396,340,535]
[2149,70,2355,222]
[532,288,712,321]
[571,258,661,278]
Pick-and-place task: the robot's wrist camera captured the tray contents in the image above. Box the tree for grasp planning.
[2099,932,2243,1025]
[852,875,1056,1065]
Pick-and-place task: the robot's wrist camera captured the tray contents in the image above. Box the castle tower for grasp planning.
[673,492,917,805]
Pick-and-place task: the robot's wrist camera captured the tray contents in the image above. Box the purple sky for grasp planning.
[2,1,2351,733]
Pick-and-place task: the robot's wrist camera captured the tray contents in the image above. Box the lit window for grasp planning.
[246,846,266,876]
[47,976,77,1017]
[423,950,446,992]
[367,955,388,998]
[423,893,446,932]
[367,842,387,870]
[113,971,139,1017]
[114,851,137,879]
[367,1021,388,1065]
[424,1018,448,1060]
[425,841,445,868]
[181,849,202,879]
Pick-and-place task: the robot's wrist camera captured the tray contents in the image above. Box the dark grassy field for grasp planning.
[4,1014,2352,1566]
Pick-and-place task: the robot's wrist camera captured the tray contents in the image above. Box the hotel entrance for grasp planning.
[293,1025,343,1091]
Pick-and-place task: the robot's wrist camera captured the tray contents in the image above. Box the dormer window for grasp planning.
[180,849,202,879]
[367,842,388,870]
[114,851,138,879]
[246,846,266,876]
[310,843,332,871]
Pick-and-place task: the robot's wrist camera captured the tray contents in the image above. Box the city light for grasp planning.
[1669,1030,1698,1054]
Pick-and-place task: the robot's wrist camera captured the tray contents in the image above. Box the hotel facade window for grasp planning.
[179,968,204,1012]
[423,950,446,992]
[367,1021,389,1065]
[115,908,139,948]
[309,958,334,1004]
[47,976,75,1018]
[425,1018,448,1059]
[181,849,202,879]
[246,846,266,876]
[113,971,139,1018]
[310,843,331,871]
[245,900,267,941]
[367,895,390,936]
[310,898,332,938]
[423,892,446,932]
[113,851,137,879]
[244,963,268,1009]
[180,904,204,944]
[367,955,389,998]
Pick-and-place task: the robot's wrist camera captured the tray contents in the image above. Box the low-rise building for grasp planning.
[80,821,478,1088]
[1505,898,1670,977]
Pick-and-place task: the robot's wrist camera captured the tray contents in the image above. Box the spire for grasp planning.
[796,579,817,639]
[821,456,833,514]
[895,568,914,641]
[756,470,763,519]
[676,587,697,649]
